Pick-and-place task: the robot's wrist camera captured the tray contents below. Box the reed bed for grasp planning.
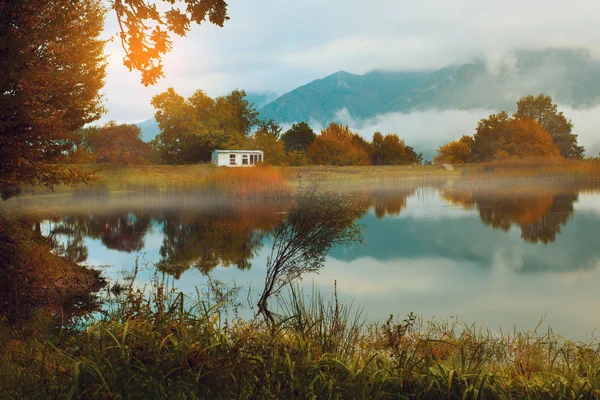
[462,157,600,181]
[2,280,600,398]
[17,164,293,198]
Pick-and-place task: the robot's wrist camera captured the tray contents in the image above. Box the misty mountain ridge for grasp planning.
[137,48,600,143]
[259,47,600,124]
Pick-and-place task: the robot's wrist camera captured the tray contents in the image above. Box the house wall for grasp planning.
[218,152,231,166]
[213,152,263,167]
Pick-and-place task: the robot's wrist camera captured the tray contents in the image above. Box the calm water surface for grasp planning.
[31,183,600,340]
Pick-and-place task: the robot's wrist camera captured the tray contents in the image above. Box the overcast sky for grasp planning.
[101,0,600,127]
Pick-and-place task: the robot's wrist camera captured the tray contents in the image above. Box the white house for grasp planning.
[211,150,264,167]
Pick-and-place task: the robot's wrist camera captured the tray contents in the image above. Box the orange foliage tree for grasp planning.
[502,118,561,158]
[471,112,561,161]
[307,123,370,166]
[434,135,474,164]
[83,122,151,165]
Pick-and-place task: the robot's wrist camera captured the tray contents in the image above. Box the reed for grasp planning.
[462,157,600,181]
[3,278,600,398]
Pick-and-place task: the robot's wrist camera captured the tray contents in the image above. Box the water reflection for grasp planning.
[46,199,292,278]
[51,213,152,255]
[26,184,600,339]
[441,184,578,244]
[157,203,284,278]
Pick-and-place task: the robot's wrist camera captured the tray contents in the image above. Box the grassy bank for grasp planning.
[2,282,600,398]
[462,158,600,181]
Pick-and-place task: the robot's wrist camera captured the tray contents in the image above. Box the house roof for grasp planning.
[212,150,263,154]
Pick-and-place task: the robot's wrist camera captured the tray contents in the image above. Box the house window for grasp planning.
[229,154,236,165]
[258,154,263,162]
[242,154,248,165]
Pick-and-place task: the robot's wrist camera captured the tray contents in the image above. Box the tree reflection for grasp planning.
[351,188,417,219]
[49,212,152,260]
[157,200,290,278]
[442,185,578,244]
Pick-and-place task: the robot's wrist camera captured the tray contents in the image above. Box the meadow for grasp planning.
[12,158,600,200]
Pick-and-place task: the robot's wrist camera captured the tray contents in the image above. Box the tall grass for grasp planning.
[3,278,600,398]
[13,164,293,198]
[462,157,600,181]
[203,165,292,198]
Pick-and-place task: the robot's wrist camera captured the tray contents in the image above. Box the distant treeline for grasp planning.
[73,91,586,167]
[434,94,585,164]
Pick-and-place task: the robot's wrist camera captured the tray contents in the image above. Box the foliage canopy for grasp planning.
[307,123,370,166]
[151,88,259,163]
[0,0,107,199]
[514,94,584,159]
[113,0,229,85]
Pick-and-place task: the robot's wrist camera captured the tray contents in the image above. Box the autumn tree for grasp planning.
[471,112,560,161]
[470,112,511,162]
[502,118,561,158]
[434,135,474,164]
[247,128,286,166]
[371,132,421,165]
[514,94,584,159]
[82,122,151,165]
[151,88,259,163]
[307,123,370,166]
[0,0,107,199]
[113,0,229,85]
[281,122,316,153]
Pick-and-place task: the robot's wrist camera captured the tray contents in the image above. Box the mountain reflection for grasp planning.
[441,185,578,244]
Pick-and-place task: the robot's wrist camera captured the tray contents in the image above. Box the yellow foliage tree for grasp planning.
[307,123,370,166]
[434,135,474,164]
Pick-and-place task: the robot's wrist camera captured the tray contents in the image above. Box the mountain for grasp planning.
[136,118,160,143]
[259,48,600,124]
[244,91,279,109]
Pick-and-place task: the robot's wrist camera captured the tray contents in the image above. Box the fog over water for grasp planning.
[24,183,600,340]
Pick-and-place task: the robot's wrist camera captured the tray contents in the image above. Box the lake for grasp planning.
[16,181,600,340]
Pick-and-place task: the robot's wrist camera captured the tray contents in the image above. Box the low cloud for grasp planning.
[316,105,600,160]
[323,108,494,160]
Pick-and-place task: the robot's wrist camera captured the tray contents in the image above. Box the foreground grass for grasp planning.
[2,282,600,399]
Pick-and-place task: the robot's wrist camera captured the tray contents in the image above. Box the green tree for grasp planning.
[151,88,258,163]
[471,112,512,162]
[151,88,207,164]
[281,122,316,152]
[247,129,286,166]
[215,89,260,137]
[371,132,420,165]
[257,119,283,140]
[514,94,585,159]
[0,0,107,199]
